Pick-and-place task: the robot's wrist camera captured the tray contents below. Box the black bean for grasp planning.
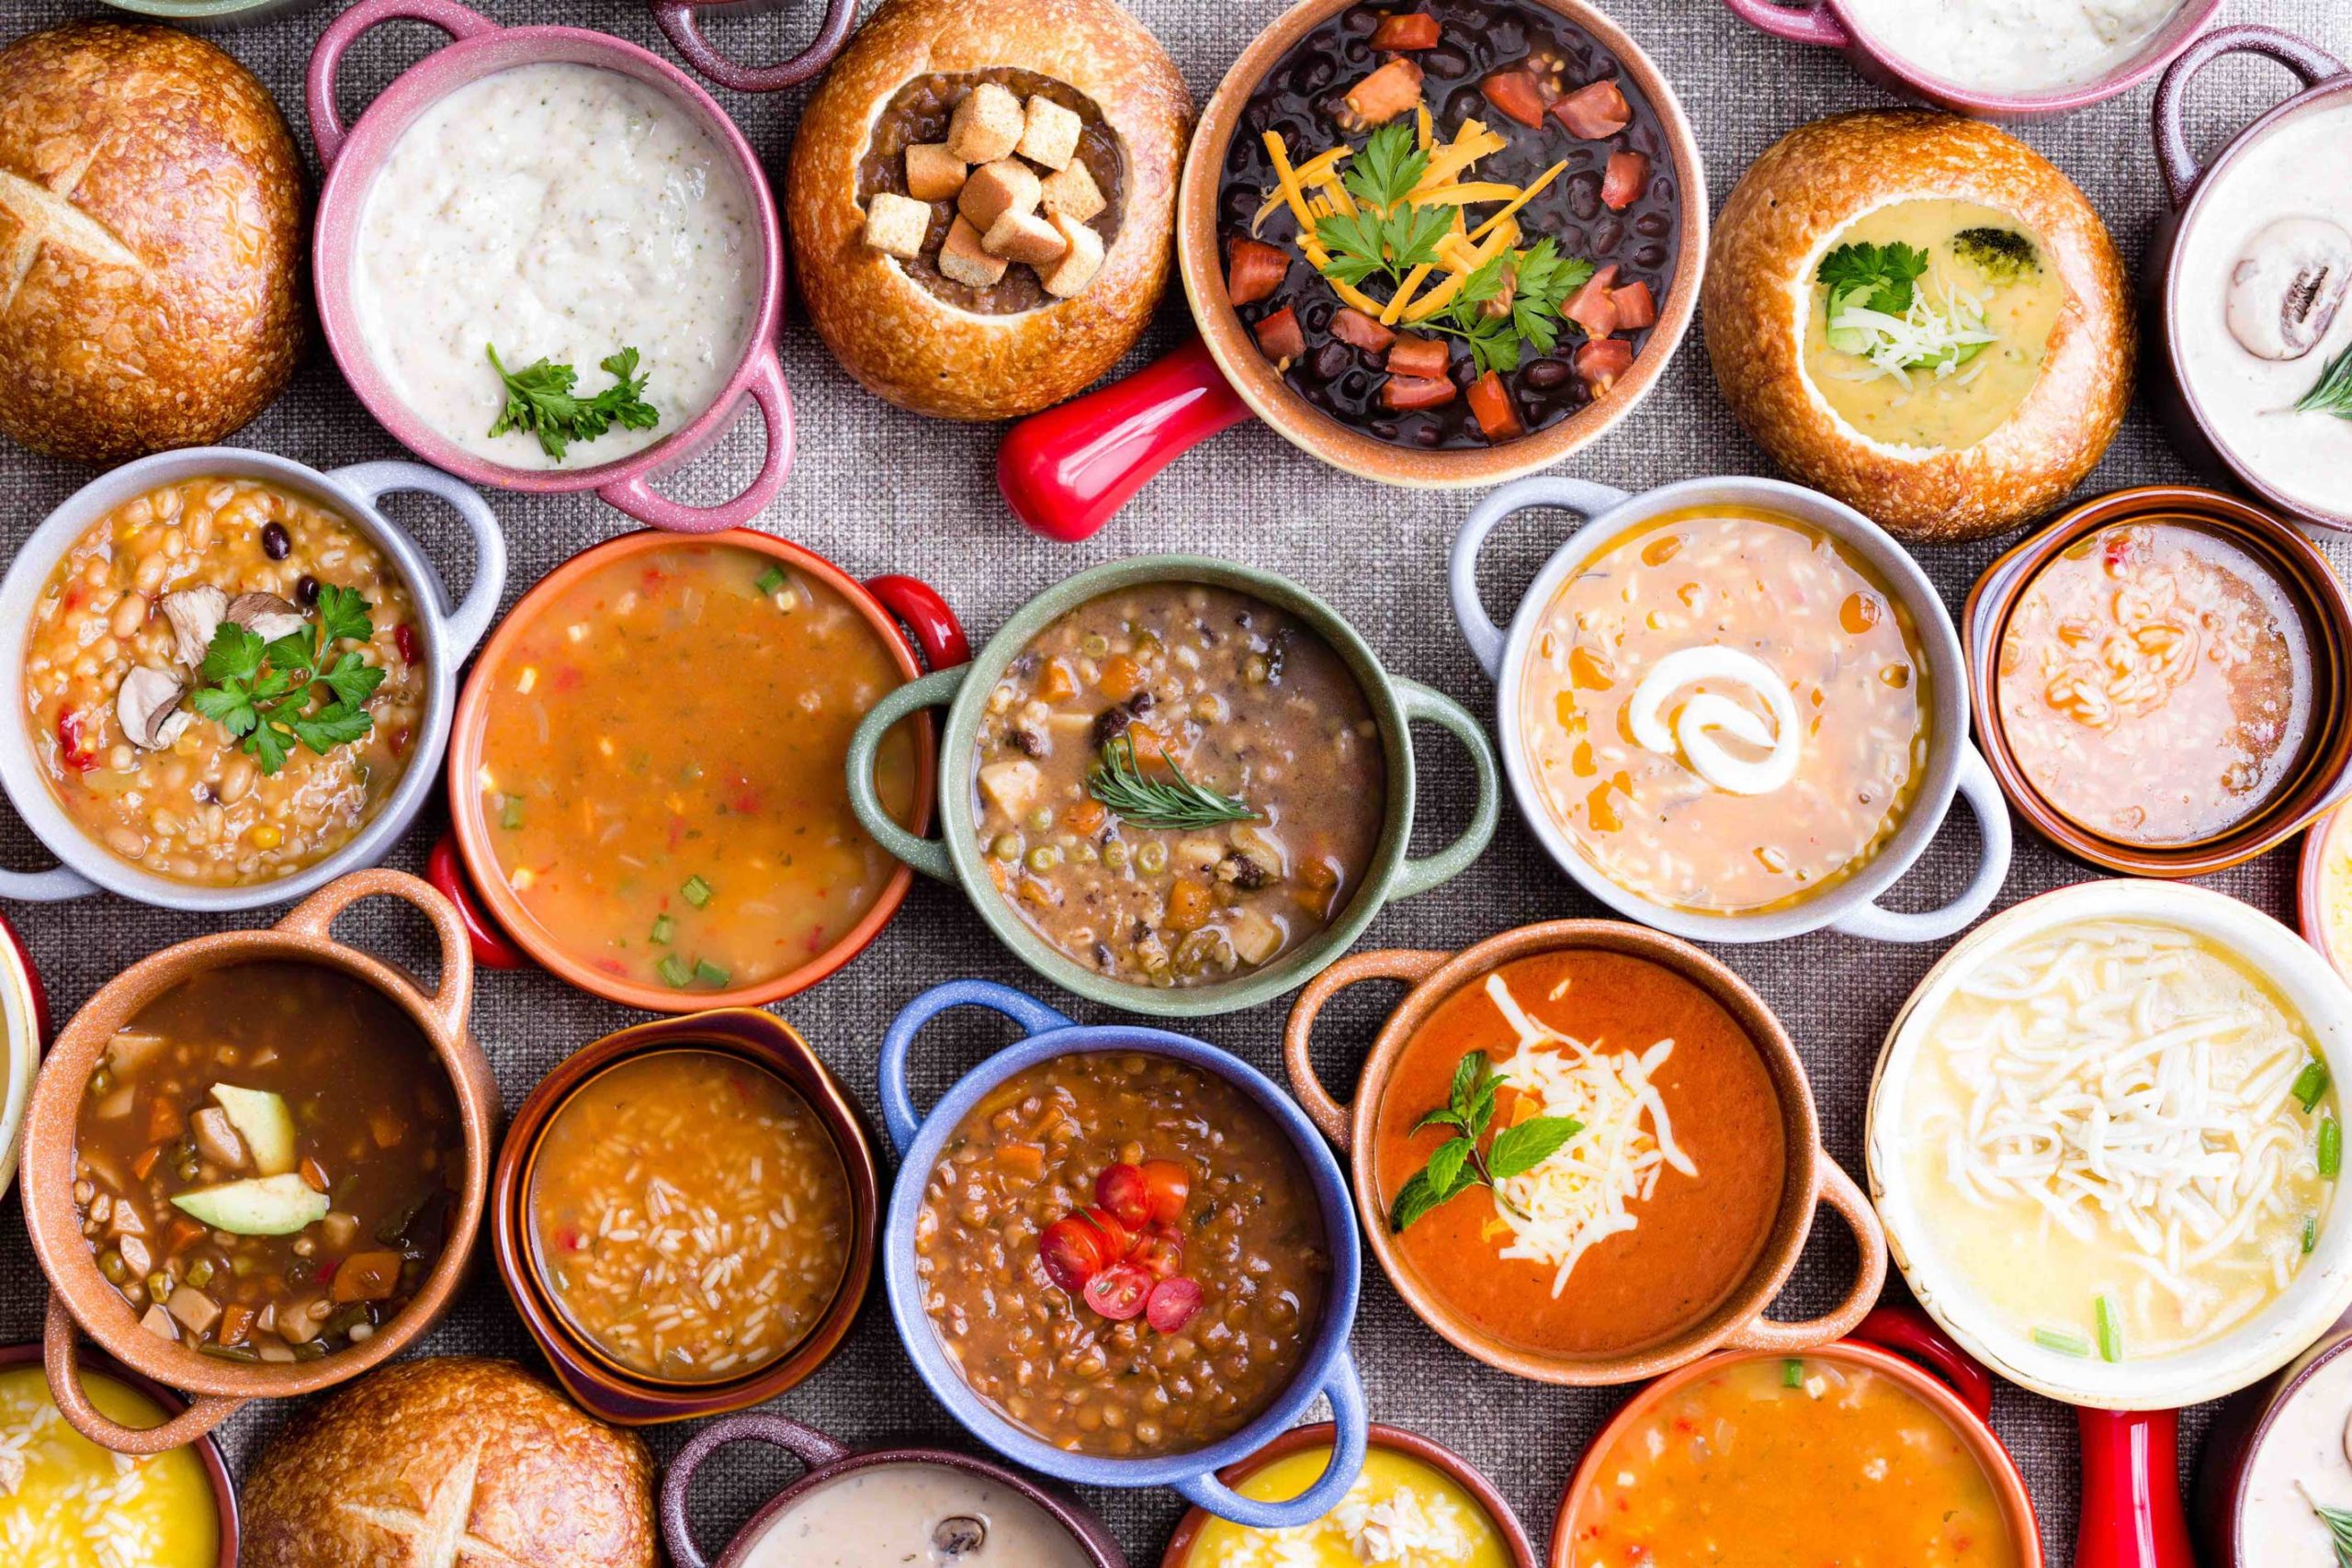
[260,522,290,559]
[1310,342,1351,381]
[1592,217,1624,254]
[1566,172,1601,220]
[1424,46,1471,76]
[1449,357,1478,388]
[1634,210,1670,238]
[295,574,320,606]
[1522,358,1571,389]
[1634,243,1666,269]
[1413,424,1442,446]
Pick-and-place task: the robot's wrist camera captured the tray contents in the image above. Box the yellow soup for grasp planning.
[2318,807,2352,984]
[477,545,922,993]
[1192,1445,1514,1568]
[0,1365,220,1568]
[1569,1355,2021,1568]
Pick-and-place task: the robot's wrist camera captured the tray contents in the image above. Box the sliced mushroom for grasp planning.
[932,1517,987,1557]
[160,585,229,667]
[2226,217,2352,361]
[226,592,309,645]
[116,666,190,750]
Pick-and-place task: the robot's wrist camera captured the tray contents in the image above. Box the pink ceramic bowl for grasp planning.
[1718,0,2222,118]
[650,0,855,94]
[306,0,795,534]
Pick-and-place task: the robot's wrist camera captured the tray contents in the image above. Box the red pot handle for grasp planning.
[306,0,499,170]
[650,0,857,94]
[998,337,1254,543]
[1849,1304,1995,1422]
[865,574,969,671]
[0,912,50,1048]
[424,832,528,972]
[2075,1408,2195,1568]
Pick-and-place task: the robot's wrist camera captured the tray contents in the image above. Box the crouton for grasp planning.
[1038,211,1105,298]
[957,158,1042,231]
[1039,160,1106,223]
[1017,95,1084,171]
[945,82,1023,163]
[937,215,1010,288]
[983,209,1069,265]
[862,191,932,259]
[904,141,967,201]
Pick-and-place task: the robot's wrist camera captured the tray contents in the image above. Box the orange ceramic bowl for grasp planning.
[440,528,963,1012]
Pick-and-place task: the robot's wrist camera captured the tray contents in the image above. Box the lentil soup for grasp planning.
[914,1051,1330,1457]
[971,584,1385,988]
[24,476,425,886]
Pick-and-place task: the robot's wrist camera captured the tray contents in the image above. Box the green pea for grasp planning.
[1244,655,1271,684]
[146,1272,172,1301]
[1026,846,1062,874]
[1102,843,1129,871]
[990,834,1023,862]
[1080,633,1110,659]
[1137,842,1169,874]
[1027,807,1055,832]
[98,1250,129,1285]
[186,1258,215,1289]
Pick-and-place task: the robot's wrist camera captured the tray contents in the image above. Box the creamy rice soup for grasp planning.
[353,63,761,470]
[1838,0,2185,95]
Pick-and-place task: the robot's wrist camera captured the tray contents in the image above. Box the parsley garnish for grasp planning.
[1423,240,1595,375]
[1817,240,1931,317]
[187,586,386,775]
[2297,341,2352,420]
[1387,1050,1582,1233]
[486,344,661,462]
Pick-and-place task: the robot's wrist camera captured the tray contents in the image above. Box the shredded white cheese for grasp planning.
[1204,1472,1476,1568]
[1826,266,1997,391]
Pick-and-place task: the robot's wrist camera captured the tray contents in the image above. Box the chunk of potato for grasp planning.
[978,760,1043,815]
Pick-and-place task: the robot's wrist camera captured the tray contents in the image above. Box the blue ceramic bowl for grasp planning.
[880,978,1367,1529]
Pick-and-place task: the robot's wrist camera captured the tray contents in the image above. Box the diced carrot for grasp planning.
[1370,12,1441,49]
[130,1145,161,1182]
[1466,371,1525,441]
[1066,798,1108,835]
[1553,80,1632,139]
[1040,658,1078,702]
[1226,236,1291,307]
[1575,337,1635,392]
[218,1303,254,1348]
[1125,723,1173,767]
[300,1156,331,1194]
[166,1217,206,1253]
[1385,333,1450,378]
[1563,262,1622,339]
[1343,58,1424,126]
[1253,306,1306,363]
[1164,878,1214,933]
[1329,307,1396,354]
[1611,280,1657,330]
[1601,151,1650,210]
[1381,374,1457,410]
[331,1250,403,1303]
[145,1097,183,1144]
[999,1143,1046,1179]
[1478,68,1548,129]
[1096,654,1141,703]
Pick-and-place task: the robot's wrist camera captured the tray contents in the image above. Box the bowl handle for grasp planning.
[660,1410,852,1568]
[998,337,1255,543]
[650,0,857,93]
[326,461,509,661]
[845,665,970,882]
[43,1294,243,1454]
[424,833,530,971]
[1282,949,1452,1152]
[878,979,1074,1155]
[306,0,499,170]
[1717,0,1850,48]
[1722,1156,1888,1352]
[2153,25,2347,209]
[1849,1304,1994,1421]
[0,863,98,903]
[0,912,51,1044]
[276,867,475,1041]
[865,574,971,671]
[1391,681,1501,901]
[2076,1409,2195,1568]
[1448,476,1631,682]
[1826,744,2011,945]
[597,347,796,534]
[1175,1355,1369,1529]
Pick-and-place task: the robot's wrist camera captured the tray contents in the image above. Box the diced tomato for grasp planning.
[1082,1264,1154,1321]
[1575,337,1636,392]
[1385,333,1450,378]
[1552,79,1632,139]
[1563,262,1622,339]
[1226,236,1291,307]
[1466,371,1525,441]
[1040,1214,1111,1291]
[1329,307,1396,354]
[1145,1276,1204,1334]
[1253,305,1306,363]
[1381,374,1457,410]
[1600,150,1650,210]
[1139,1158,1190,1223]
[314,1257,340,1285]
[1130,1223,1186,1280]
[1079,1204,1135,1258]
[559,1225,584,1252]
[1369,12,1441,49]
[1095,1163,1152,1230]
[56,709,99,773]
[393,622,420,666]
[1478,68,1548,129]
[1611,280,1657,330]
[1343,58,1424,126]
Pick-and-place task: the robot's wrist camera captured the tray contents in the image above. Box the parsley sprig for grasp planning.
[486,344,661,462]
[1388,1050,1583,1233]
[187,586,386,775]
[1817,240,1930,318]
[1424,240,1594,374]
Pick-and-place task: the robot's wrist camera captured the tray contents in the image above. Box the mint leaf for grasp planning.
[1487,1115,1584,1179]
[1424,1134,1475,1198]
[1448,1051,1494,1122]
[1411,1105,1467,1135]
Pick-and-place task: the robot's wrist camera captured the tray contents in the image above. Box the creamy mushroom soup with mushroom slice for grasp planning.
[738,1463,1095,1568]
[1836,0,2186,95]
[2237,1342,2352,1564]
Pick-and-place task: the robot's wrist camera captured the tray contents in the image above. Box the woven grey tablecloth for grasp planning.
[4,0,2349,1562]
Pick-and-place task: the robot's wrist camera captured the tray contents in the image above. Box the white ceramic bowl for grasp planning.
[0,913,41,1203]
[1868,879,2352,1409]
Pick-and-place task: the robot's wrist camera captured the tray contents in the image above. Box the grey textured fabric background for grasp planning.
[3,0,2350,1562]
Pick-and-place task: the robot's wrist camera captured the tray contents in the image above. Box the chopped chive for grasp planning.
[693,958,731,987]
[682,874,713,908]
[657,954,693,988]
[2094,1294,2122,1363]
[1781,1358,1804,1389]
[2306,1214,2320,1255]
[2032,1327,2091,1357]
[650,914,675,945]
[2324,1117,2342,1180]
[753,564,786,595]
[499,796,524,830]
[2294,1058,2333,1113]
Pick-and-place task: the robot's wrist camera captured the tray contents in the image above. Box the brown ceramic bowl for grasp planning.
[17,869,492,1454]
[1964,484,2352,877]
[1283,919,1887,1386]
[1158,1423,1537,1568]
[2303,806,2351,982]
[0,1339,240,1563]
[491,1009,878,1426]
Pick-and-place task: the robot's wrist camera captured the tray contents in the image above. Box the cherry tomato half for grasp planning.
[1079,1205,1135,1258]
[1083,1263,1154,1321]
[1039,1214,1110,1292]
[1139,1159,1191,1224]
[1145,1276,1204,1333]
[1129,1222,1185,1280]
[1095,1162,1152,1230]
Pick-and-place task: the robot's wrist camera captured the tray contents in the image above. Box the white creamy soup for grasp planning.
[2241,1340,2352,1565]
[1838,0,2183,94]
[2172,97,2352,520]
[353,62,761,470]
[739,1463,1096,1568]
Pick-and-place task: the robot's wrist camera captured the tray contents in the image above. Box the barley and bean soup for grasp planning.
[72,962,463,1362]
[915,1051,1329,1456]
[972,584,1385,987]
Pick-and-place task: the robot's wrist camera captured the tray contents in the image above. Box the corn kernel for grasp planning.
[250,824,282,850]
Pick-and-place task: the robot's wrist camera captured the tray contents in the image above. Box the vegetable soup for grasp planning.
[1375,950,1784,1357]
[476,543,923,994]
[0,1363,220,1568]
[1567,1352,2023,1568]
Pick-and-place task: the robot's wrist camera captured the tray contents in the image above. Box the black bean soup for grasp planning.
[1217,1,1680,450]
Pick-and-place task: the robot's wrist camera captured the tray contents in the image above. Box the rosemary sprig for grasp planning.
[1085,734,1258,830]
[2305,1492,2352,1567]
[2297,342,2352,420]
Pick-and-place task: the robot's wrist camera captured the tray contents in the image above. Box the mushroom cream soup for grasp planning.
[738,1463,1093,1568]
[1836,0,2185,95]
[1899,919,2335,1361]
[2239,1342,2352,1565]
[353,62,761,470]
[1804,199,2065,452]
[2172,98,2352,519]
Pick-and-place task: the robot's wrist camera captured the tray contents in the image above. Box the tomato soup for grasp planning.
[475,544,922,993]
[1374,950,1785,1358]
[1567,1352,2025,1568]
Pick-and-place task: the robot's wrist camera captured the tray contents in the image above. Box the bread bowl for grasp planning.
[1703,110,2132,543]
[240,1357,656,1568]
[785,0,1191,421]
[0,22,302,463]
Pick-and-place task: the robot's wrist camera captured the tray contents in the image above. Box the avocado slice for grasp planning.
[209,1084,297,1177]
[170,1174,327,1236]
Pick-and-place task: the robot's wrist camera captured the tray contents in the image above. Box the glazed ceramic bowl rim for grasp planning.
[1804,0,2223,115]
[1175,0,1708,491]
[880,1005,1363,1489]
[0,447,499,913]
[446,526,933,1012]
[0,924,38,1205]
[2207,1321,2352,1557]
[489,1010,879,1422]
[1866,878,2352,1409]
[309,11,786,494]
[2303,806,2350,978]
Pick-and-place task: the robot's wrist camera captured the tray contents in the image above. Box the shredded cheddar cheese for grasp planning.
[1466,161,1567,243]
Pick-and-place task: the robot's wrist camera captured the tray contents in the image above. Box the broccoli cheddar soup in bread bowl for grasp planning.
[1704,111,2132,543]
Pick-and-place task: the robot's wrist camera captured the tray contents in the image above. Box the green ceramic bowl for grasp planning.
[98,0,316,26]
[845,556,1500,1018]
